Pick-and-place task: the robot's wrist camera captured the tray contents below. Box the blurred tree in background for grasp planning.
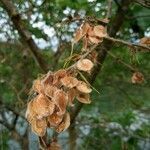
[0,0,150,149]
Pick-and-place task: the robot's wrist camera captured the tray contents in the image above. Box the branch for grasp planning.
[70,0,133,126]
[134,0,150,9]
[105,36,150,52]
[1,0,48,73]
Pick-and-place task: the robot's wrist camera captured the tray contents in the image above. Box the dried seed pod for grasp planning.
[76,81,92,93]
[67,88,77,106]
[47,113,63,127]
[82,22,91,36]
[32,94,55,119]
[42,72,54,85]
[31,118,47,137]
[56,112,70,133]
[87,26,95,37]
[131,72,144,84]
[53,69,67,86]
[76,59,94,72]
[76,92,91,104]
[61,76,79,88]
[25,100,36,123]
[53,90,68,115]
[74,28,83,43]
[44,85,58,98]
[82,37,88,51]
[93,25,107,38]
[88,36,101,44]
[140,37,150,46]
[32,79,43,94]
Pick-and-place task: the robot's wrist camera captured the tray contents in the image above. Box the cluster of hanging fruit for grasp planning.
[74,22,107,50]
[26,61,94,137]
[25,21,107,137]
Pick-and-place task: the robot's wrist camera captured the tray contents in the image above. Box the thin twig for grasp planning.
[105,36,150,52]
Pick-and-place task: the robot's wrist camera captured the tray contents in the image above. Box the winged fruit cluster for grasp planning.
[26,21,106,137]
[26,61,94,136]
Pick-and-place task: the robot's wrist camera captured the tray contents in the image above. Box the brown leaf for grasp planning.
[76,81,92,93]
[32,94,55,119]
[93,25,107,38]
[76,92,91,104]
[53,90,68,115]
[67,88,77,106]
[56,112,70,133]
[61,76,79,88]
[31,118,47,137]
[47,113,63,127]
[76,59,94,72]
[131,72,144,84]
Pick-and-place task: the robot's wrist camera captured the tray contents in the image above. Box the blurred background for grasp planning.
[0,0,150,149]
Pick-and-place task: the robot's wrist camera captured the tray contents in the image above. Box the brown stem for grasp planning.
[1,0,48,73]
[69,124,77,150]
[105,36,150,52]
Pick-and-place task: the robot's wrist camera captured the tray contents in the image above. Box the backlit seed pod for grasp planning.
[74,28,83,43]
[67,88,77,106]
[76,81,92,93]
[76,59,94,72]
[32,94,55,119]
[76,92,91,104]
[32,79,43,94]
[44,85,58,98]
[93,25,107,38]
[88,36,102,44]
[140,37,150,46]
[61,76,79,88]
[53,69,67,86]
[47,113,63,127]
[81,22,90,36]
[31,118,47,137]
[53,90,68,116]
[131,72,144,84]
[56,112,70,133]
[87,26,95,37]
[42,72,54,85]
[25,100,36,124]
